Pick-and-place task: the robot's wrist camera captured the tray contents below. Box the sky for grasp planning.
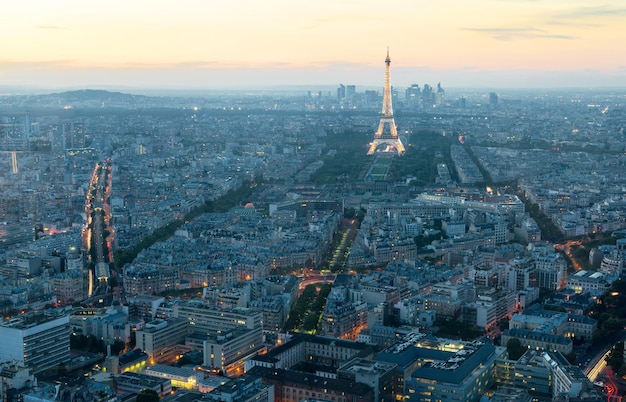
[1,0,626,90]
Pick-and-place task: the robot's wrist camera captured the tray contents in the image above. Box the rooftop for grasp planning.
[503,329,571,345]
[146,364,197,379]
[411,338,497,384]
[118,349,149,366]
[263,333,374,360]
[248,366,373,395]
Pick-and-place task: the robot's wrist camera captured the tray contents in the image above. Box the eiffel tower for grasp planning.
[367,49,406,155]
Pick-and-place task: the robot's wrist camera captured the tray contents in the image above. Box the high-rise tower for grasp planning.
[367,49,406,155]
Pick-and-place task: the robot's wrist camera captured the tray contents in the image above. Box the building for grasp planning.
[361,285,401,309]
[206,375,274,402]
[462,289,516,330]
[491,386,532,402]
[0,313,70,374]
[422,282,469,319]
[489,92,499,107]
[249,297,284,334]
[204,286,250,309]
[114,372,172,398]
[50,269,85,304]
[320,300,368,340]
[248,366,374,402]
[203,328,264,377]
[245,333,376,373]
[501,328,572,355]
[510,304,597,343]
[144,364,201,390]
[319,286,368,340]
[122,263,179,296]
[23,379,115,402]
[372,238,418,264]
[172,302,262,335]
[0,361,36,402]
[104,349,149,375]
[128,294,165,323]
[70,304,130,346]
[506,258,535,291]
[515,350,604,401]
[406,339,506,402]
[566,270,611,295]
[542,351,601,400]
[513,349,553,399]
[360,325,419,349]
[337,358,400,402]
[135,318,189,362]
[183,263,241,288]
[535,254,567,291]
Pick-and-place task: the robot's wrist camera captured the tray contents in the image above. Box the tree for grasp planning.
[136,389,160,402]
[603,318,626,335]
[506,338,528,361]
[344,207,356,219]
[111,340,125,355]
[497,318,509,331]
[434,319,483,340]
[606,341,624,373]
[564,352,577,365]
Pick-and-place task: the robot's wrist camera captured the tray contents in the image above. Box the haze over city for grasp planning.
[2,0,626,90]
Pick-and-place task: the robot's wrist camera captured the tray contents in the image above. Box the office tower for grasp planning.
[422,84,434,106]
[346,85,356,100]
[490,92,499,107]
[135,318,189,362]
[23,113,30,139]
[405,84,420,108]
[0,313,70,374]
[63,122,86,149]
[436,82,445,105]
[337,84,346,101]
[367,49,406,155]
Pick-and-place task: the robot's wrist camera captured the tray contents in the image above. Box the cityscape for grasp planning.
[2,2,626,402]
[0,50,625,401]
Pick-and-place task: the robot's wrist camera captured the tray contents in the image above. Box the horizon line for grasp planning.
[3,83,626,95]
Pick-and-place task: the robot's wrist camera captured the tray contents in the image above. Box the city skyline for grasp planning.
[1,0,626,90]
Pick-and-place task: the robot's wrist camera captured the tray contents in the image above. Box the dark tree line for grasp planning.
[606,341,624,374]
[70,334,125,355]
[284,283,332,333]
[310,129,373,184]
[517,192,564,243]
[387,129,455,184]
[587,279,626,346]
[434,319,483,341]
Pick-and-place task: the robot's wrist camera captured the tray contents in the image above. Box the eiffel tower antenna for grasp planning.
[367,48,406,155]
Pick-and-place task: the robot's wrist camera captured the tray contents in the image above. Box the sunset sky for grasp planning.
[1,0,625,90]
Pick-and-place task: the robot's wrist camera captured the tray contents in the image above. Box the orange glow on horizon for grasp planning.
[1,1,624,88]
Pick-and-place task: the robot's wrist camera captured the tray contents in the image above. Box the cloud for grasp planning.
[461,26,575,41]
[0,59,372,73]
[539,5,626,29]
[0,60,79,71]
[314,14,398,25]
[556,5,626,19]
[542,20,600,28]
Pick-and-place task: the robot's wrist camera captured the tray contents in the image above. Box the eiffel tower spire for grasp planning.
[367,49,406,155]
